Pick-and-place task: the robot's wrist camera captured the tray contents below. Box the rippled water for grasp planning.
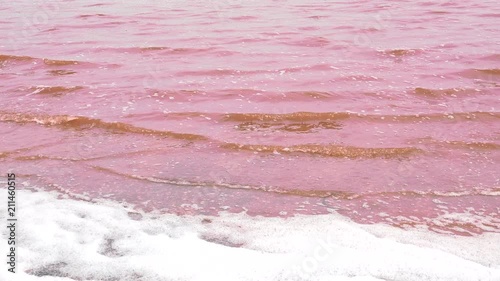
[1,0,499,235]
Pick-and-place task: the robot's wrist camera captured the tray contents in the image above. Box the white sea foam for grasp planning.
[0,188,499,281]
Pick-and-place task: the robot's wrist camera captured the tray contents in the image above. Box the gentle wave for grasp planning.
[221,143,422,158]
[0,112,207,141]
[0,54,33,63]
[28,86,84,96]
[476,69,500,76]
[223,112,352,122]
[221,111,500,122]
[89,166,500,200]
[412,87,481,97]
[458,68,500,80]
[43,58,82,66]
[0,53,111,68]
[2,111,498,157]
[47,69,77,76]
[96,46,221,55]
[176,68,264,76]
[379,49,424,57]
[423,139,500,150]
[235,120,341,133]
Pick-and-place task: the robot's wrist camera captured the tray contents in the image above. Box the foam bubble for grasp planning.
[0,189,499,281]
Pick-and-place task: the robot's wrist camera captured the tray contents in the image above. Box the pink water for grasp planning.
[1,0,499,235]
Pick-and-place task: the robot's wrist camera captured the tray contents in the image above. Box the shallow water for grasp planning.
[1,0,499,236]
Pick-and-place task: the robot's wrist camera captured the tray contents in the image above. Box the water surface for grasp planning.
[0,0,499,236]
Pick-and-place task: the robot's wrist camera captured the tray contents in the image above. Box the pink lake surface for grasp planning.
[0,0,499,235]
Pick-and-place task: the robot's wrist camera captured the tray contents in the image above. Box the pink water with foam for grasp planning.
[0,0,499,235]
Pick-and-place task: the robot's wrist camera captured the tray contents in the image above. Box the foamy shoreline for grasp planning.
[1,188,499,281]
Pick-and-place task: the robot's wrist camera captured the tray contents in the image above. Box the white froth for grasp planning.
[0,189,499,281]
